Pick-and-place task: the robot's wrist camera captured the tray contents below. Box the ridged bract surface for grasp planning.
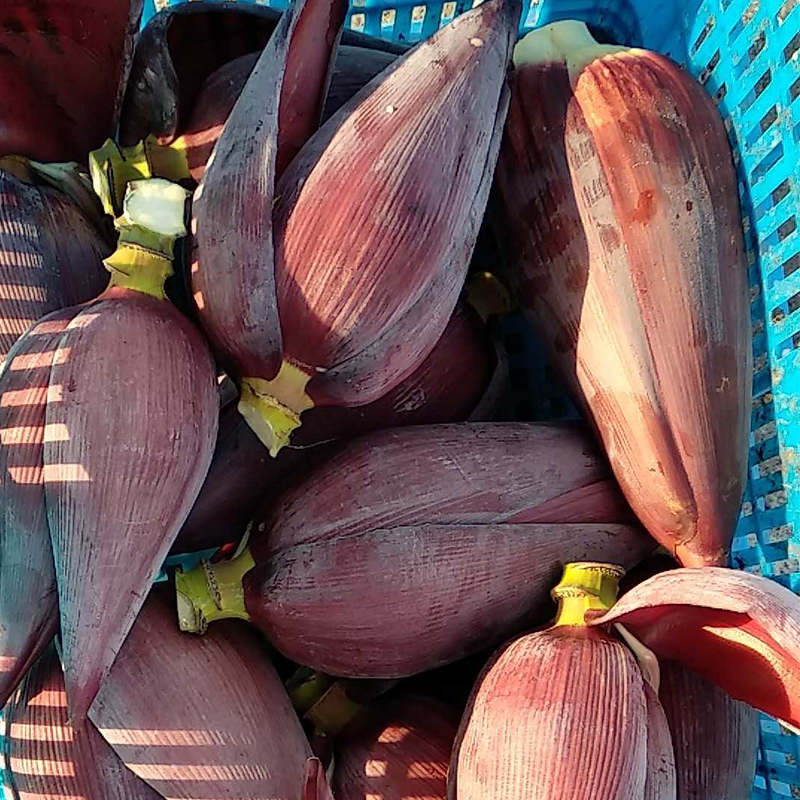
[0,0,142,161]
[43,286,218,722]
[591,567,800,729]
[322,45,397,122]
[659,662,757,799]
[190,0,349,381]
[174,303,496,554]
[119,3,281,146]
[90,587,311,800]
[334,694,457,799]
[258,422,637,556]
[118,2,405,147]
[0,174,109,360]
[452,628,648,799]
[643,682,677,799]
[247,520,651,677]
[0,310,76,707]
[179,45,399,183]
[273,0,515,406]
[494,47,751,566]
[243,423,653,676]
[4,645,162,800]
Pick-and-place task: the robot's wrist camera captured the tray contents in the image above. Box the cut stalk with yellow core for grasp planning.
[289,669,337,716]
[550,561,625,627]
[89,137,191,218]
[105,178,191,299]
[238,363,315,457]
[143,136,191,185]
[175,548,255,634]
[105,248,173,300]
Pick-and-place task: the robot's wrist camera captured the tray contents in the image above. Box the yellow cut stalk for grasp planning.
[238,362,315,456]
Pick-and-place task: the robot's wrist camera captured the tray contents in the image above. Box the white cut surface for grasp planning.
[123,179,189,237]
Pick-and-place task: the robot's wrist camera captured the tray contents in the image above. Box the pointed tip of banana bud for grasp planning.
[489,0,523,31]
[59,626,112,730]
[674,542,727,568]
[64,677,99,733]
[446,0,520,49]
[469,0,523,46]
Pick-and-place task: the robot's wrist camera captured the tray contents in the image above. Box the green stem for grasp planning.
[175,548,256,634]
[551,562,625,627]
[102,178,191,299]
[90,136,191,218]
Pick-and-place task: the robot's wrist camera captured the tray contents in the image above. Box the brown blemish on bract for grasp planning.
[599,224,622,251]
[629,188,657,225]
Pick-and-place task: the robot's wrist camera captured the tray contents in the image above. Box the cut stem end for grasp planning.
[89,137,191,218]
[103,178,191,299]
[288,670,364,735]
[175,548,255,634]
[551,561,625,627]
[239,366,315,457]
[465,271,513,321]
